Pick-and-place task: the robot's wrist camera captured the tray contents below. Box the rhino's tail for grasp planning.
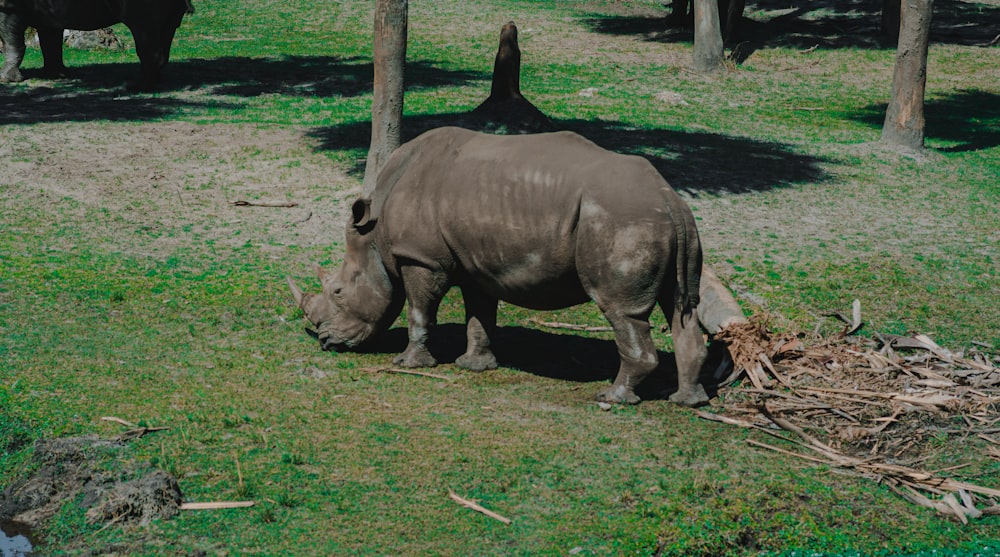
[664,193,702,319]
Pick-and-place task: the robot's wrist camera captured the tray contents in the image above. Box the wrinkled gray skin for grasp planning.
[289,127,709,406]
[0,0,192,89]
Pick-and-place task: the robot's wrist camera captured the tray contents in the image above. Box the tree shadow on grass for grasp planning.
[0,85,222,125]
[850,89,1000,153]
[582,0,1000,54]
[2,55,485,124]
[357,323,730,402]
[308,112,830,196]
[160,55,484,98]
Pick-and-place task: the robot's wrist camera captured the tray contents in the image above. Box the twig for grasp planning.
[693,409,761,429]
[180,501,255,510]
[448,489,512,524]
[360,366,453,381]
[114,426,170,441]
[529,318,613,333]
[101,416,138,428]
[283,210,313,228]
[977,33,1000,47]
[230,200,299,208]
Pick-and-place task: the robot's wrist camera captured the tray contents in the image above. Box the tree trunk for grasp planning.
[489,22,522,100]
[881,0,932,151]
[692,0,725,73]
[466,22,554,134]
[362,0,408,198]
[881,0,902,43]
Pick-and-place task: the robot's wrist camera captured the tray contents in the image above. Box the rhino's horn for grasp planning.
[286,276,316,323]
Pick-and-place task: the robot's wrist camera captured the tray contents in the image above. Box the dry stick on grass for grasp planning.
[101,416,170,440]
[101,416,138,428]
[448,489,512,525]
[179,501,255,511]
[230,200,299,208]
[359,366,453,381]
[528,317,614,333]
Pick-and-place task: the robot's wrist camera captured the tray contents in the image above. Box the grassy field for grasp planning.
[1,0,999,555]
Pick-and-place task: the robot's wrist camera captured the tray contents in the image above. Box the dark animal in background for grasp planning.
[288,127,709,407]
[0,0,193,89]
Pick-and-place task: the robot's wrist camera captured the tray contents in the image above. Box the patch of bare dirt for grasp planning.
[1,120,357,268]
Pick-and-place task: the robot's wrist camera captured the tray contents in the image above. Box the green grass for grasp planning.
[2,0,999,555]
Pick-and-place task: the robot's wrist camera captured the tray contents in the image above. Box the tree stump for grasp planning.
[465,22,555,134]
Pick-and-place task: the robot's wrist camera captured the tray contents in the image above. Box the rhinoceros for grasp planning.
[0,0,193,88]
[288,126,709,406]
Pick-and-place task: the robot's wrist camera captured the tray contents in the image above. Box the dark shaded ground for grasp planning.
[0,55,484,125]
[0,86,218,125]
[850,88,1000,152]
[307,112,830,196]
[583,0,1000,53]
[329,322,731,402]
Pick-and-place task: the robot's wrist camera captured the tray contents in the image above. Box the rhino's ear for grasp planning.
[351,198,375,229]
[315,264,332,282]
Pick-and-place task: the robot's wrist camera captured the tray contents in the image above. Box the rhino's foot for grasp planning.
[0,67,25,83]
[455,352,498,372]
[39,66,68,79]
[392,347,437,368]
[668,385,710,407]
[595,385,641,405]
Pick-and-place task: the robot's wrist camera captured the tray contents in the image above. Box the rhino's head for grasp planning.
[287,199,402,352]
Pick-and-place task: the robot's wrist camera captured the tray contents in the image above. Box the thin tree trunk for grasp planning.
[362,0,408,198]
[692,0,725,73]
[467,22,554,134]
[488,22,522,101]
[881,0,932,151]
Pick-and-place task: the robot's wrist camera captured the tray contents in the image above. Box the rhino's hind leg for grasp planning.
[667,307,709,407]
[595,313,658,405]
[392,264,447,368]
[455,285,499,372]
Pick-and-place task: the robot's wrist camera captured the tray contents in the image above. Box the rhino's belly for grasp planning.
[467,264,589,310]
[29,3,120,30]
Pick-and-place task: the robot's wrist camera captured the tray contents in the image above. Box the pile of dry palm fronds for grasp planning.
[699,313,1000,523]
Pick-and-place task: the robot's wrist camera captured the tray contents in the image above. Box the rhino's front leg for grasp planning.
[392,265,447,368]
[0,16,27,83]
[595,313,658,405]
[455,285,498,372]
[36,27,67,78]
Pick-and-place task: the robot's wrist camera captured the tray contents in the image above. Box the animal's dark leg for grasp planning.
[392,265,448,368]
[0,15,27,82]
[595,313,658,405]
[130,25,175,90]
[455,285,498,371]
[668,307,709,406]
[37,27,67,78]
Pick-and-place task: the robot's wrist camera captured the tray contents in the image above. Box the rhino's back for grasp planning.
[376,127,685,309]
